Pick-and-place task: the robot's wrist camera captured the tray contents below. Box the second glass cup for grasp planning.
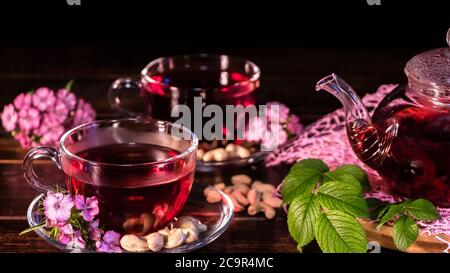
[108,53,261,123]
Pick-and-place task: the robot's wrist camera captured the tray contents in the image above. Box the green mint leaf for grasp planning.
[392,215,418,251]
[287,193,321,247]
[323,172,362,193]
[376,204,403,229]
[316,181,369,218]
[282,159,329,204]
[65,79,74,91]
[329,164,370,191]
[315,210,368,253]
[400,199,440,221]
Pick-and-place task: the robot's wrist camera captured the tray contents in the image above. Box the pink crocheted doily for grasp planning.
[266,84,450,253]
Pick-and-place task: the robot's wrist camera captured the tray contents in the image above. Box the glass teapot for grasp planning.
[316,29,450,207]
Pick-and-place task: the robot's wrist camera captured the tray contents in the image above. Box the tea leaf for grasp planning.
[376,204,403,229]
[393,215,418,251]
[322,172,362,193]
[287,193,321,247]
[316,180,369,218]
[315,210,367,253]
[282,159,329,204]
[328,165,370,192]
[401,199,440,221]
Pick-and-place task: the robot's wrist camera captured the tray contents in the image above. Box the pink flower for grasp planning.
[39,125,64,146]
[57,224,74,244]
[96,231,122,253]
[57,89,76,110]
[32,87,55,111]
[287,114,303,135]
[88,219,104,241]
[72,99,96,127]
[18,107,40,133]
[266,101,290,123]
[53,101,69,124]
[13,93,32,109]
[1,104,18,132]
[43,192,74,227]
[244,116,266,142]
[72,231,86,249]
[13,132,32,148]
[261,125,288,151]
[42,112,60,128]
[74,195,99,222]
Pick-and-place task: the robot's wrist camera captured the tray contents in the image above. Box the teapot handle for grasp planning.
[447,28,450,47]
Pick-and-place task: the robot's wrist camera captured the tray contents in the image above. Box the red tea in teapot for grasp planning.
[317,71,450,207]
[353,101,450,207]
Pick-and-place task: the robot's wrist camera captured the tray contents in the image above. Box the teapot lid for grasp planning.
[404,29,450,109]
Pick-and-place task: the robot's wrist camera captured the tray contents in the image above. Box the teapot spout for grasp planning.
[315,74,370,123]
[315,74,399,168]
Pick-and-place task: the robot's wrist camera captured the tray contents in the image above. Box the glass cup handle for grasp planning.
[22,147,62,192]
[108,77,146,117]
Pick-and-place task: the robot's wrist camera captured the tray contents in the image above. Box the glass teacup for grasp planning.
[22,118,198,234]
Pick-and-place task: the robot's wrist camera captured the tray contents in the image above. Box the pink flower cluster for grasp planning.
[42,191,121,252]
[245,101,303,151]
[1,85,95,149]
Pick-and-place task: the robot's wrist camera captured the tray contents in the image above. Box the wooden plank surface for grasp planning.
[0,46,424,253]
[361,219,449,253]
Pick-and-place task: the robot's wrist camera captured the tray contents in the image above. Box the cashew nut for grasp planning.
[225,143,251,158]
[158,227,171,236]
[231,174,252,185]
[262,191,283,208]
[120,234,148,252]
[164,228,188,249]
[144,232,164,252]
[174,216,208,243]
[231,190,250,206]
[248,202,276,219]
[196,149,205,160]
[140,213,155,234]
[232,183,250,195]
[229,194,245,212]
[213,182,226,191]
[251,180,276,193]
[203,186,222,203]
[122,217,142,233]
[202,148,229,162]
[247,188,261,205]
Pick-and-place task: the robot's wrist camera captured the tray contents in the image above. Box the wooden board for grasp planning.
[360,219,449,253]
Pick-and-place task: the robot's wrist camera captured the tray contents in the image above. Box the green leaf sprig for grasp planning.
[282,159,369,253]
[282,158,440,253]
[375,198,439,250]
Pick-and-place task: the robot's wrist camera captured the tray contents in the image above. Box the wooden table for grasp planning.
[0,46,420,253]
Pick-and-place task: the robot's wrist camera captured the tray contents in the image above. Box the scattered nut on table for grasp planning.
[203,174,283,219]
[231,174,252,185]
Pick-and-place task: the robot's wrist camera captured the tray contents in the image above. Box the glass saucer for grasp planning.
[26,182,234,253]
[196,151,269,172]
